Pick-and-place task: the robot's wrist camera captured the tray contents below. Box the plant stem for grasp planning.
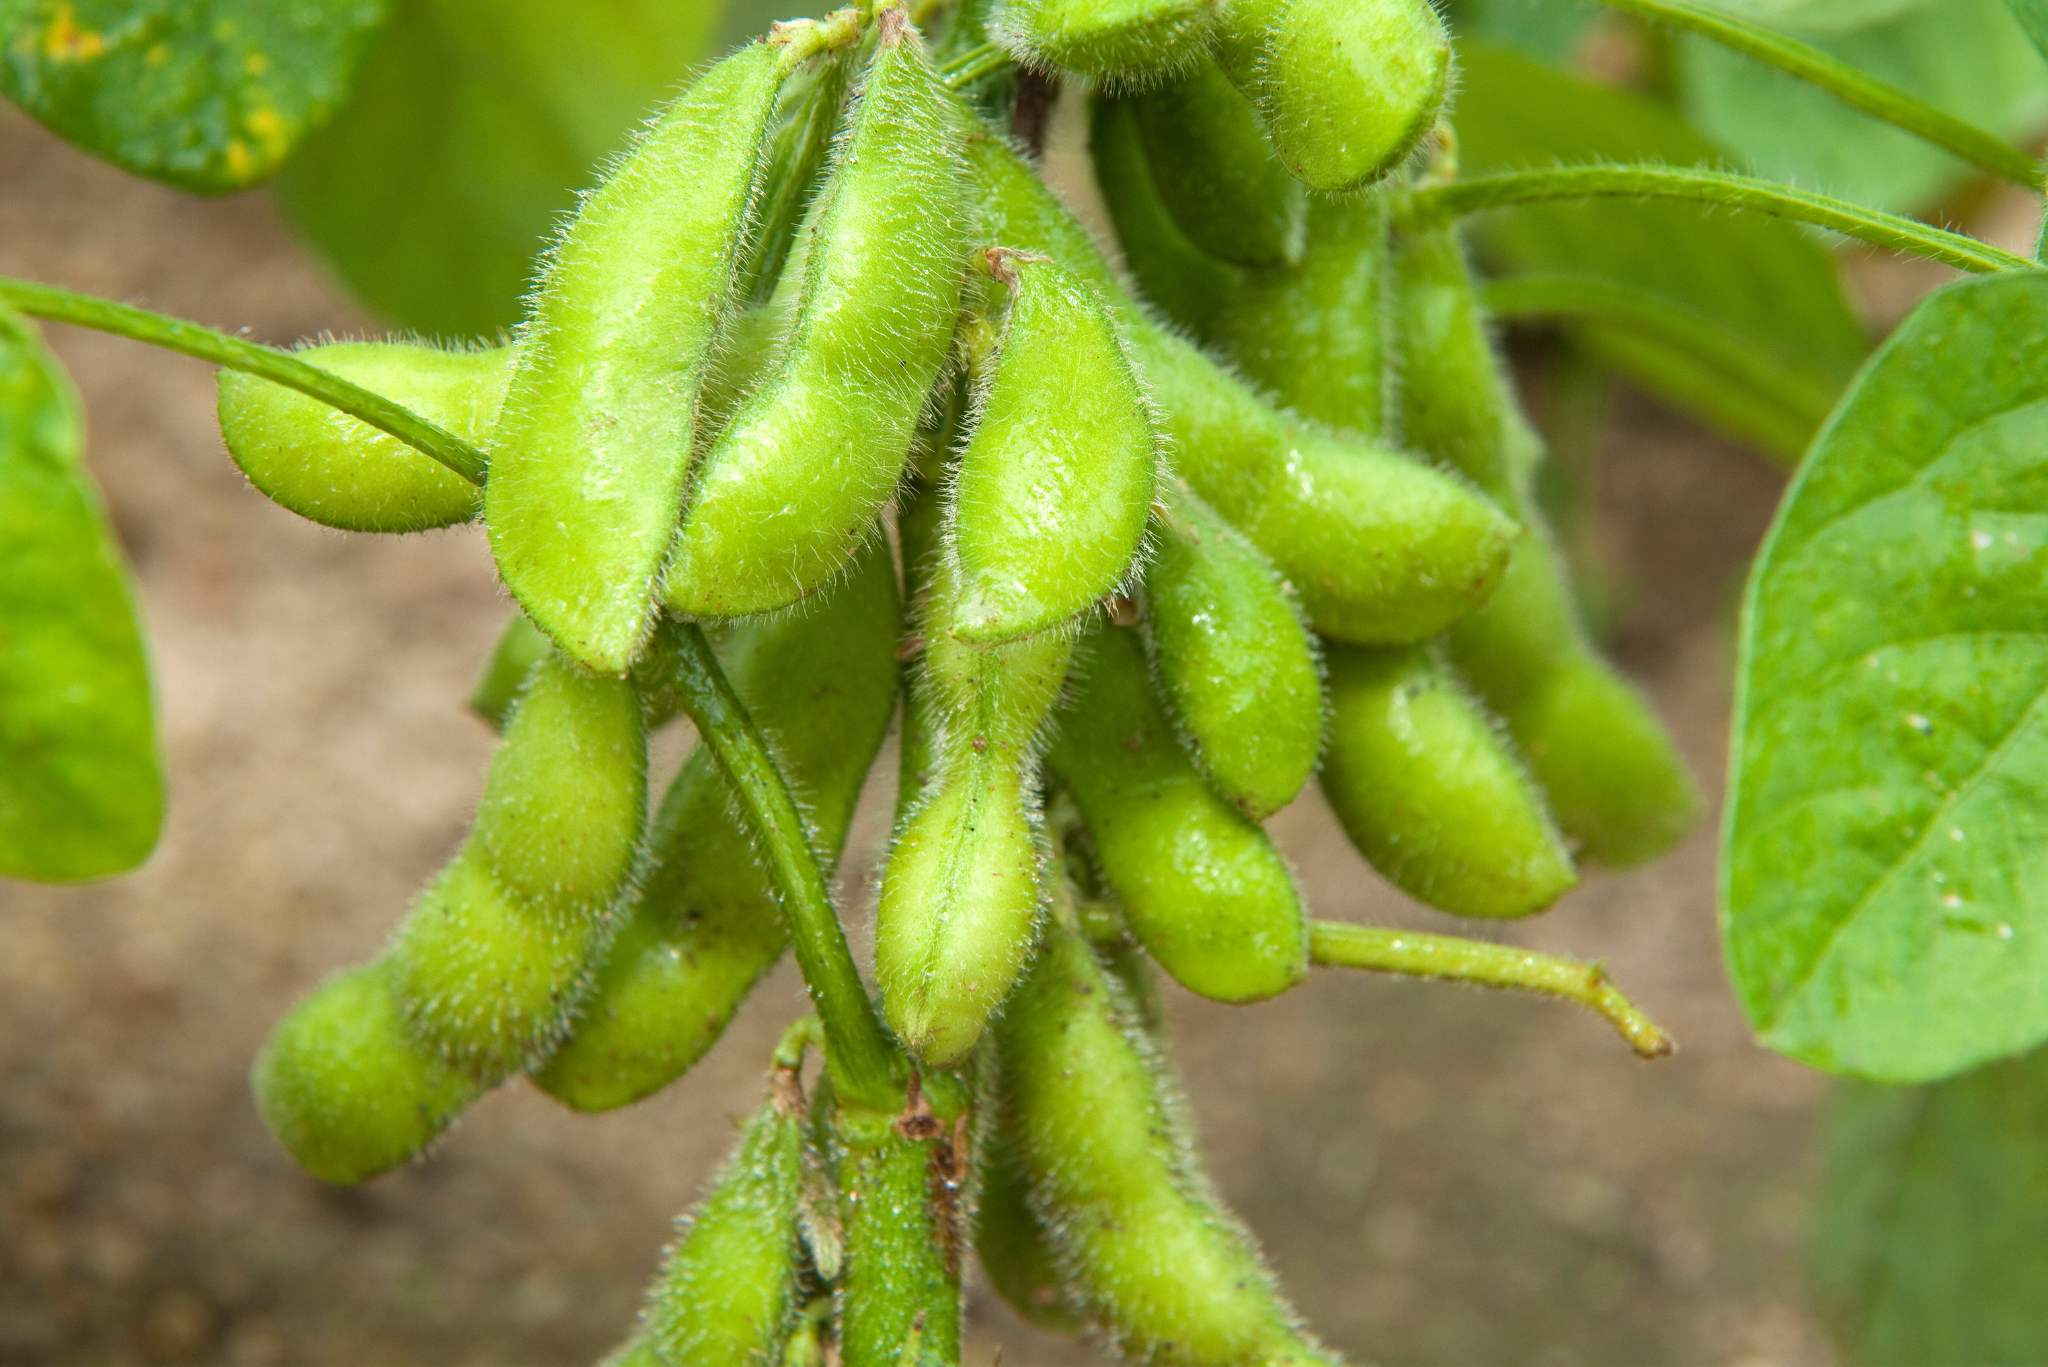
[667,622,902,1108]
[1593,0,2042,191]
[940,40,1010,89]
[1308,920,1675,1059]
[1478,272,1840,430]
[0,276,488,485]
[1395,164,2036,275]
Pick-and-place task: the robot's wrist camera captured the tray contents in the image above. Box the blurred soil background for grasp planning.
[7,92,1981,1366]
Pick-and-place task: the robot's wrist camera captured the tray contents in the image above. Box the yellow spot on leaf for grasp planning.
[145,42,170,66]
[225,138,254,179]
[42,4,107,61]
[244,51,268,76]
[245,106,289,158]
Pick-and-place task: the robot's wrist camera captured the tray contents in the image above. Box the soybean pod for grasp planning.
[955,113,1512,645]
[993,0,1214,85]
[1046,624,1307,1002]
[1125,54,1308,268]
[878,468,1071,1069]
[1213,0,1450,192]
[254,651,645,1180]
[945,250,1157,646]
[1143,482,1324,821]
[666,10,968,619]
[1393,224,1700,865]
[996,907,1337,1365]
[832,1094,966,1367]
[644,1068,810,1366]
[485,39,794,673]
[534,542,900,1112]
[217,340,506,533]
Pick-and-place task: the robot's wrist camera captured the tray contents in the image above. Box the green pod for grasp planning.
[738,52,854,308]
[974,1128,1081,1333]
[486,41,791,672]
[468,613,551,731]
[997,914,1336,1365]
[947,253,1157,645]
[1126,55,1307,267]
[216,341,505,533]
[1046,626,1307,1002]
[957,121,1512,645]
[599,1336,662,1367]
[1143,484,1323,820]
[1319,644,1574,919]
[1214,0,1449,192]
[646,1079,808,1366]
[388,651,647,1076]
[1083,96,1229,337]
[533,543,899,1111]
[1392,231,1700,865]
[993,0,1214,85]
[667,15,968,619]
[250,961,483,1185]
[833,1099,965,1367]
[878,468,1070,1069]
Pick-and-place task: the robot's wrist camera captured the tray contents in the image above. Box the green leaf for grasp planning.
[275,0,719,338]
[1725,272,2048,1084]
[1452,43,1868,462]
[1678,0,2048,214]
[1694,0,1931,29]
[1440,0,1593,62]
[0,0,391,191]
[0,307,162,882]
[2009,0,2048,57]
[1813,1050,2048,1366]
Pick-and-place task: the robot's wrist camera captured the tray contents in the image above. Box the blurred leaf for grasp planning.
[1678,0,2048,213]
[2012,0,2048,55]
[1725,273,2048,1083]
[0,0,390,191]
[0,306,162,883]
[1441,0,1593,62]
[1453,43,1867,461]
[1694,0,1931,29]
[275,0,719,339]
[1814,1049,2048,1365]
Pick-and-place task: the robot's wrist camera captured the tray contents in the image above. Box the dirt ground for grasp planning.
[3,100,1855,1367]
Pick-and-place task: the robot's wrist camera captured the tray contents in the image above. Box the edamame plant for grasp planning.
[7,0,2048,1361]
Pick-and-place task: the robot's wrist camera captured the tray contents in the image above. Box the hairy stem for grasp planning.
[1594,0,2041,191]
[1395,164,2037,275]
[0,276,488,485]
[1309,920,1675,1059]
[1479,272,1840,430]
[667,622,902,1107]
[940,40,1010,89]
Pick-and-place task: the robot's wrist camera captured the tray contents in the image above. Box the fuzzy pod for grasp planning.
[832,1098,966,1367]
[1142,484,1323,820]
[598,1336,662,1367]
[645,1079,809,1367]
[738,52,855,309]
[1213,0,1450,192]
[973,1126,1082,1333]
[992,0,1215,86]
[1126,54,1307,267]
[946,253,1157,645]
[957,118,1512,645]
[1319,643,1574,919]
[1046,625,1307,1002]
[387,651,647,1077]
[996,913,1337,1366]
[877,469,1072,1069]
[485,41,792,672]
[666,14,969,619]
[468,613,552,731]
[251,961,484,1185]
[532,542,900,1111]
[216,340,506,533]
[1391,232,1700,864]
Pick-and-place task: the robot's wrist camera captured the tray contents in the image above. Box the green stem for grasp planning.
[1593,0,2042,191]
[1397,165,2036,275]
[940,40,1009,89]
[667,622,901,1108]
[1478,272,1840,429]
[0,276,488,485]
[1308,920,1675,1060]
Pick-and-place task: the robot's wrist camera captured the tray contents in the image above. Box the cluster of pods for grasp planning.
[222,0,1700,1361]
